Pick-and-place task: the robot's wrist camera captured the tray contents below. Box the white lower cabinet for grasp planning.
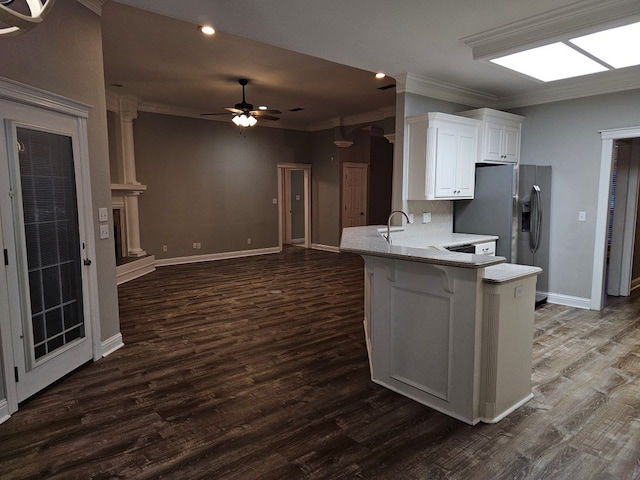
[407,112,480,200]
[361,254,539,425]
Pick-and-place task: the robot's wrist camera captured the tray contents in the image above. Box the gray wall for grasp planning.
[513,89,640,301]
[133,112,311,257]
[309,128,341,246]
[0,0,119,346]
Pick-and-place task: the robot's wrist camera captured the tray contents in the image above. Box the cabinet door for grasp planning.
[432,127,458,198]
[455,129,476,198]
[483,122,504,162]
[503,125,520,163]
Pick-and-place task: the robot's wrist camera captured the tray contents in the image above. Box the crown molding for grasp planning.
[395,72,497,107]
[76,0,108,15]
[494,68,640,110]
[462,0,640,60]
[307,106,396,132]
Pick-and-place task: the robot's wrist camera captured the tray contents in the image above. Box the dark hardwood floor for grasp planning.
[1,247,640,479]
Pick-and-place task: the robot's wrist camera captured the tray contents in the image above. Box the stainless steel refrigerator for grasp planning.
[453,163,551,305]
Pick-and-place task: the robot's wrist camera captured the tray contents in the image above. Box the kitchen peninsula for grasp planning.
[340,225,541,425]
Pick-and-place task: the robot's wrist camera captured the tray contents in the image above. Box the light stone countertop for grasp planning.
[340,225,505,269]
[483,263,542,284]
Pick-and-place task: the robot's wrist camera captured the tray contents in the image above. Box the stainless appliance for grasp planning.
[453,164,551,306]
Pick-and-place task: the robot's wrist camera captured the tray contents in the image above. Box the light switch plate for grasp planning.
[98,207,109,222]
[99,224,110,239]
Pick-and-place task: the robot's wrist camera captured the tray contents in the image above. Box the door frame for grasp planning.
[277,163,311,250]
[593,125,640,310]
[0,78,101,415]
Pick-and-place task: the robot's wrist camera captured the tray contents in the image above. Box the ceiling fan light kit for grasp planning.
[232,114,257,128]
[0,0,56,37]
[201,78,281,128]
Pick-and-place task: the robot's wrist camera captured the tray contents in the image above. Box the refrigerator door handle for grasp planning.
[530,185,542,253]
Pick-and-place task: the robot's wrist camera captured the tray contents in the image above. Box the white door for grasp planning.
[342,162,368,227]
[0,109,94,404]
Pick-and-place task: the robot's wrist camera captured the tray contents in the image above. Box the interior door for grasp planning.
[1,117,93,403]
[342,162,368,228]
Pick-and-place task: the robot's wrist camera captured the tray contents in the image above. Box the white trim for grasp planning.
[592,125,640,310]
[494,69,640,110]
[116,255,156,285]
[312,244,340,253]
[156,247,280,266]
[395,73,497,108]
[0,399,9,424]
[0,76,90,119]
[462,0,640,61]
[76,0,108,15]
[101,333,124,357]
[546,292,592,310]
[278,163,312,250]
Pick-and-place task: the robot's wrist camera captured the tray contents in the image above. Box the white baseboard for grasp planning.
[311,243,340,253]
[0,399,10,424]
[101,333,124,357]
[116,255,156,285]
[546,292,591,310]
[156,247,280,267]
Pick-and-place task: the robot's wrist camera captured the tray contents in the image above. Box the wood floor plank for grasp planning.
[1,247,640,479]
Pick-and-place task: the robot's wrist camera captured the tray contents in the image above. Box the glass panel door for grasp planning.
[17,127,85,364]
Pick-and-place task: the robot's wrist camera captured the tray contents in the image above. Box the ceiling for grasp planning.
[102,0,640,131]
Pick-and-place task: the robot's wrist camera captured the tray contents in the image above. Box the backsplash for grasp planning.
[406,200,453,234]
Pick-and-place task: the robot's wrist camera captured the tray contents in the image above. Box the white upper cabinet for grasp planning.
[457,108,523,164]
[407,112,480,200]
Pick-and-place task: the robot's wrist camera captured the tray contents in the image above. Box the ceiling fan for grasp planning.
[202,78,281,127]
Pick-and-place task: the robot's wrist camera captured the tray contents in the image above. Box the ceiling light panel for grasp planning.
[491,42,608,82]
[570,21,640,69]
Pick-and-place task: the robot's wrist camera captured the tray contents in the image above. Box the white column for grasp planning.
[118,95,146,257]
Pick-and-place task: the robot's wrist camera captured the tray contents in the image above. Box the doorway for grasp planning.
[278,163,311,249]
[0,83,100,414]
[593,127,640,309]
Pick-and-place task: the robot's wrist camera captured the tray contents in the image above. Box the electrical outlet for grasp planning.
[408,213,414,223]
[514,285,523,298]
[196,242,201,249]
[578,211,587,222]
[192,242,198,249]
[162,245,167,252]
[247,238,252,245]
[272,198,277,205]
[423,212,431,223]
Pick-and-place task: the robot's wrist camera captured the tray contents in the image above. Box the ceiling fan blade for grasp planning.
[257,114,280,121]
[201,112,232,116]
[251,109,282,115]
[224,107,244,114]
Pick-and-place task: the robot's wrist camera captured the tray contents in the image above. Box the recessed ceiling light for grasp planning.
[375,72,386,79]
[570,21,640,69]
[199,25,215,35]
[491,42,607,82]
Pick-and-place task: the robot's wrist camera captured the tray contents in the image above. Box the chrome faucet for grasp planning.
[386,210,411,244]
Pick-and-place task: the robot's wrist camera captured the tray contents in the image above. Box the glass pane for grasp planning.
[17,127,85,362]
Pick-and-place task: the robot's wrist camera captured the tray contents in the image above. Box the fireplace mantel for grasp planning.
[111,183,147,194]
